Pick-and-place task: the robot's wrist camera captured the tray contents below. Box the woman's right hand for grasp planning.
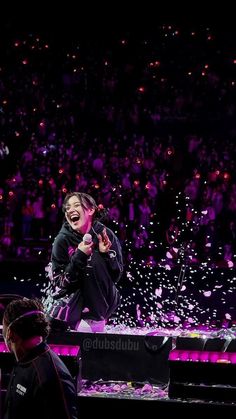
[78,241,93,256]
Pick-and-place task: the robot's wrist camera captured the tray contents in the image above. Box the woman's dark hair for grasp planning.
[62,192,108,222]
[3,298,50,340]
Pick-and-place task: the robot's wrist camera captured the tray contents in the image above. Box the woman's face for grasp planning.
[64,195,95,234]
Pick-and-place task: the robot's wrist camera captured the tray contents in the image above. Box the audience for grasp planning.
[0,25,236,267]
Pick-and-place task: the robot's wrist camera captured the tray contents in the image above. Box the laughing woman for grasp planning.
[43,192,123,333]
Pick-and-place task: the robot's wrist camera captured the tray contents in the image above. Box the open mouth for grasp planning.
[70,215,80,222]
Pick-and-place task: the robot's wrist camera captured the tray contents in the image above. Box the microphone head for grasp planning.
[83,233,92,244]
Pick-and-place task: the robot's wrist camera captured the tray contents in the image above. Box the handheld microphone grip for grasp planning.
[83,233,92,245]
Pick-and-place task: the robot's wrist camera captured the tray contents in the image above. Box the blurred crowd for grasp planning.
[0,24,236,267]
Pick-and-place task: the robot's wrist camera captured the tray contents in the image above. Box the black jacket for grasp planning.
[43,221,123,328]
[3,342,78,419]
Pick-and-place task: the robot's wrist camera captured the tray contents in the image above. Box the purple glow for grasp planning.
[49,344,79,356]
[0,342,79,357]
[0,342,9,352]
[181,351,190,361]
[169,350,180,360]
[231,353,236,363]
[169,349,236,364]
[189,351,199,361]
[209,352,220,362]
[199,351,209,362]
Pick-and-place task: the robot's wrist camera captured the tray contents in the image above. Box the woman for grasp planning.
[43,192,123,332]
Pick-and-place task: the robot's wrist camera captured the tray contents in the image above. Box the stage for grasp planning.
[47,328,236,414]
[0,260,236,416]
[1,327,236,416]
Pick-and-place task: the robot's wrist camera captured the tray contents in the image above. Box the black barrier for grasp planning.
[169,336,236,402]
[48,331,172,384]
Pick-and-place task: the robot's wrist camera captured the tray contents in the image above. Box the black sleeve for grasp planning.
[100,229,124,283]
[33,353,78,419]
[51,234,88,292]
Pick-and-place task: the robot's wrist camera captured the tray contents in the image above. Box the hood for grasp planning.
[58,220,105,240]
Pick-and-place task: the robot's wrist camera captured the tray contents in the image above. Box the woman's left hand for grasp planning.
[98,228,112,253]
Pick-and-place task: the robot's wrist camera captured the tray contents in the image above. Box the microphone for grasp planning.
[83,233,92,245]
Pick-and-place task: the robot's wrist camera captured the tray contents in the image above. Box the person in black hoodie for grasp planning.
[43,192,123,332]
[2,297,78,419]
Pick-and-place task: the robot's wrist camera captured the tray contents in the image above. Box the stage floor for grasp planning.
[78,387,236,415]
[100,323,236,339]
